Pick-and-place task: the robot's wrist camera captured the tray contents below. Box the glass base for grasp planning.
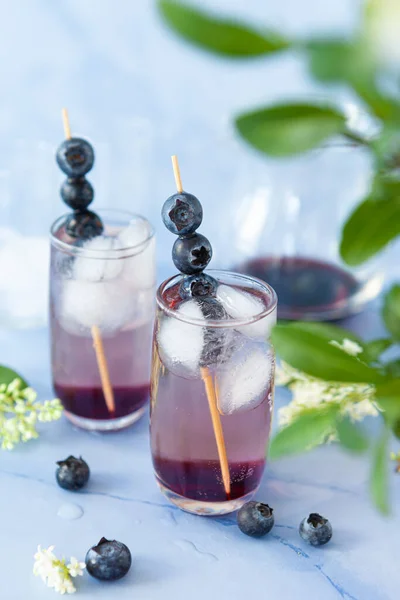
[157,480,256,516]
[64,407,146,432]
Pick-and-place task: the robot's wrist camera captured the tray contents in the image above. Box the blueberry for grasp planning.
[162,192,202,235]
[198,297,233,366]
[198,296,226,320]
[65,210,104,240]
[299,513,332,546]
[61,177,94,210]
[85,537,132,581]
[179,273,218,299]
[172,233,212,275]
[237,501,275,538]
[56,137,94,177]
[56,456,90,491]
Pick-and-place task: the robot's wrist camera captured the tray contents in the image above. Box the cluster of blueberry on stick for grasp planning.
[57,108,103,240]
[162,155,231,498]
[56,109,115,415]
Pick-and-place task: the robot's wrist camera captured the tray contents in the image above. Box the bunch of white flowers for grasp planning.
[33,546,85,595]
[276,339,379,443]
[0,379,62,450]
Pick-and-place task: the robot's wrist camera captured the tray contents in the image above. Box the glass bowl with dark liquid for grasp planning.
[223,110,384,320]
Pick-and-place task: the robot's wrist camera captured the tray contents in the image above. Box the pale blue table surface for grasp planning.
[1,301,399,600]
[0,1,399,599]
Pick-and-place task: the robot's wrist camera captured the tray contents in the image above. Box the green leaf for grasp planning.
[364,338,393,363]
[373,128,400,173]
[158,0,289,57]
[382,285,400,341]
[305,38,375,85]
[305,35,400,121]
[370,428,390,515]
[336,416,369,453]
[269,405,339,460]
[340,192,400,266]
[0,366,27,388]
[235,103,347,157]
[376,380,400,424]
[271,322,383,383]
[384,359,400,379]
[352,80,400,123]
[285,321,364,347]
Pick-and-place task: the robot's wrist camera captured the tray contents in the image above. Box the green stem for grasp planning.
[342,130,370,147]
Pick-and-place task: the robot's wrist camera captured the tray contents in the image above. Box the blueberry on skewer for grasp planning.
[161,155,231,498]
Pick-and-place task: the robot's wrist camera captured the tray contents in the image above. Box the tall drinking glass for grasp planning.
[50,209,155,431]
[150,271,277,515]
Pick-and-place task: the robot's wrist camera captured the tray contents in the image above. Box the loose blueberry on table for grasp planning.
[299,513,333,546]
[237,501,275,538]
[56,456,90,491]
[85,537,132,581]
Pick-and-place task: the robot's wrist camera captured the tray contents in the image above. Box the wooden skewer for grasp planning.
[201,368,231,496]
[91,325,115,414]
[171,155,230,497]
[171,155,183,193]
[62,109,115,415]
[62,108,72,140]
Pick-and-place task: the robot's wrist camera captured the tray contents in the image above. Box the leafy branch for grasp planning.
[157,0,400,513]
[270,284,400,515]
[158,0,400,265]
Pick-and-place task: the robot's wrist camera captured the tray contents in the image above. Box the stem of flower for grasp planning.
[342,130,370,147]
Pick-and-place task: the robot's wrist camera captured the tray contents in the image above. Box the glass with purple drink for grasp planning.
[50,111,155,431]
[150,157,277,515]
[50,210,155,431]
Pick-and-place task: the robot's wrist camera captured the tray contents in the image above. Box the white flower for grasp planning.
[329,338,363,357]
[343,398,379,421]
[33,546,84,594]
[276,358,379,445]
[67,557,85,578]
[33,545,57,581]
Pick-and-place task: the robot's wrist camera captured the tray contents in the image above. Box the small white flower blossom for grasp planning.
[33,546,84,595]
[0,379,62,449]
[329,338,363,357]
[67,557,86,578]
[276,353,379,448]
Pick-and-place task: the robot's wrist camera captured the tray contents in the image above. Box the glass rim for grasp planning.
[156,270,277,328]
[50,208,155,259]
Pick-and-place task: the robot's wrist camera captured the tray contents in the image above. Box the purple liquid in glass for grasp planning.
[151,373,271,502]
[51,318,153,422]
[50,211,155,430]
[150,274,276,514]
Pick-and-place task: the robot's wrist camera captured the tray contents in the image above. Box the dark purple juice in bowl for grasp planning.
[150,271,277,515]
[237,256,365,321]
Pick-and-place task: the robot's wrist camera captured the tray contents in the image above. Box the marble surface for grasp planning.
[0,1,399,599]
[0,300,399,600]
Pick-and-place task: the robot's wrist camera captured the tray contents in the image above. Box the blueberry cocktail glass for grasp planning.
[50,111,155,431]
[150,157,277,515]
